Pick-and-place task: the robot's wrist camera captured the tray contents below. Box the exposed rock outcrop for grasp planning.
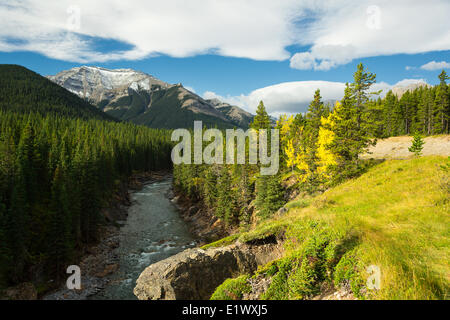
[170,190,229,245]
[134,241,283,300]
[391,81,430,98]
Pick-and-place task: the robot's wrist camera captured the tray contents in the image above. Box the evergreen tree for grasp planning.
[304,89,328,170]
[408,132,425,156]
[434,70,449,134]
[327,81,374,179]
[250,101,271,130]
[0,110,173,286]
[350,63,377,130]
[47,166,73,281]
[203,166,218,209]
[256,174,284,219]
[216,166,235,224]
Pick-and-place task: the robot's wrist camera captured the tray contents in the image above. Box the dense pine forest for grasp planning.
[0,66,173,290]
[0,65,115,121]
[174,65,450,227]
[0,112,172,289]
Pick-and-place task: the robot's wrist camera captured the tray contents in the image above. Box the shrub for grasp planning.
[210,275,251,300]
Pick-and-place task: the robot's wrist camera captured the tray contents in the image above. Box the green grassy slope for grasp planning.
[0,65,116,121]
[210,156,450,300]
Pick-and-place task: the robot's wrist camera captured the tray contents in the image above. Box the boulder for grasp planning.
[134,242,283,300]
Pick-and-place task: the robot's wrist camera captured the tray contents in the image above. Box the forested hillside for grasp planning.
[174,66,450,228]
[0,65,116,121]
[172,65,449,300]
[0,112,173,289]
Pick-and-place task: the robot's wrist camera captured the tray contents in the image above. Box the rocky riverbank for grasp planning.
[169,191,230,246]
[40,171,170,300]
[134,239,284,300]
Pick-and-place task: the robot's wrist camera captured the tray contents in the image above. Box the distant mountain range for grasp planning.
[48,66,253,129]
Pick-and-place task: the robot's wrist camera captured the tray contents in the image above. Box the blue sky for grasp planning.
[1,49,448,96]
[0,0,449,114]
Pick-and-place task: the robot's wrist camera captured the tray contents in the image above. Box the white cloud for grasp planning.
[204,81,346,115]
[0,0,302,63]
[393,78,428,87]
[290,0,450,70]
[1,1,449,66]
[204,79,428,116]
[420,61,450,71]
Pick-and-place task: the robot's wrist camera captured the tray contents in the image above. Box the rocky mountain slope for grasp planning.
[48,66,253,129]
[206,98,254,129]
[391,81,430,98]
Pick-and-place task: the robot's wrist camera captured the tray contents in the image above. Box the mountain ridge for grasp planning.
[48,66,253,129]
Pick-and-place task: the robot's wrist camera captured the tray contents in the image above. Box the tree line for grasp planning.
[370,70,449,137]
[173,66,449,228]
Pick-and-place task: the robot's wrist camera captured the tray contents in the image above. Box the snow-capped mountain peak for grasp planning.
[47,66,170,100]
[48,66,254,129]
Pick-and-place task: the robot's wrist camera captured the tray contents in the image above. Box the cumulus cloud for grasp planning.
[290,0,450,70]
[204,79,428,116]
[204,81,346,115]
[420,61,450,71]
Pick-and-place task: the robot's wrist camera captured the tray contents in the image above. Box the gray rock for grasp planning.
[134,242,283,300]
[276,206,288,216]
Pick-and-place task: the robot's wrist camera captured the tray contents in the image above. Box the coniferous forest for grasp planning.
[0,66,173,289]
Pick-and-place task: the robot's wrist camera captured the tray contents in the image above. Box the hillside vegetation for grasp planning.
[175,66,450,230]
[0,65,115,121]
[210,156,449,300]
[0,114,172,291]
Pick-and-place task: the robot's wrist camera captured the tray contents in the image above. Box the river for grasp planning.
[91,178,196,300]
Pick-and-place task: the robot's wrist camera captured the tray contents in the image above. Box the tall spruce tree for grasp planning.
[304,89,328,170]
[434,70,449,134]
[351,63,377,130]
[250,101,271,130]
[327,63,376,179]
